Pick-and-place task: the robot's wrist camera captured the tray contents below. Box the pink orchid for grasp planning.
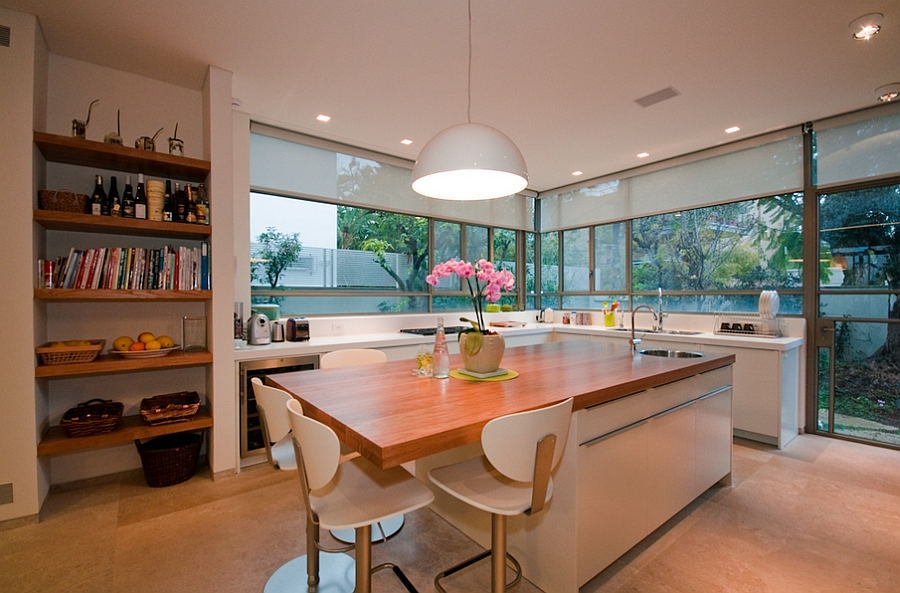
[427,258,516,333]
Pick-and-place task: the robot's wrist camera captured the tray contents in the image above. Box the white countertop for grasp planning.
[232,320,803,362]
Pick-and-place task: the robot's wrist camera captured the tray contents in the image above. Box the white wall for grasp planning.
[0,7,46,522]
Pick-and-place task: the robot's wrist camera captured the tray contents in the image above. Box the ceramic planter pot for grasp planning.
[459,332,506,374]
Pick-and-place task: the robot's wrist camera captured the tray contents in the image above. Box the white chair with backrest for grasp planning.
[286,398,434,593]
[319,348,388,368]
[251,377,297,471]
[428,397,574,593]
[318,348,406,543]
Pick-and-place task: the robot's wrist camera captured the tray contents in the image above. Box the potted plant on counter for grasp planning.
[426,258,515,373]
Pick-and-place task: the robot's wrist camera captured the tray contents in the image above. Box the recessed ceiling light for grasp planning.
[316,114,331,122]
[876,83,900,102]
[637,152,650,158]
[725,126,741,134]
[400,138,414,145]
[572,170,583,176]
[849,13,882,40]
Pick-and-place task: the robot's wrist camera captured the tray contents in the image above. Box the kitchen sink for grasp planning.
[609,327,658,333]
[638,348,704,358]
[661,330,703,335]
[608,327,703,336]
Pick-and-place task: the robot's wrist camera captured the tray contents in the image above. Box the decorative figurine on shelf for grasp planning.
[71,99,99,139]
[103,109,123,145]
[168,123,184,156]
[135,127,164,151]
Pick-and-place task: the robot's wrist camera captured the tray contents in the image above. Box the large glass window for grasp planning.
[562,228,590,292]
[630,193,803,312]
[594,221,627,292]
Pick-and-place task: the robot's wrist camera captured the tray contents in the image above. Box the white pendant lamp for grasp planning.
[412,1,528,201]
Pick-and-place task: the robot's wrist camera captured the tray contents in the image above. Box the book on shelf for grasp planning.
[39,242,210,293]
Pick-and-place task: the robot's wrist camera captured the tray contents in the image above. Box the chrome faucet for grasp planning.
[630,304,658,354]
[656,288,666,332]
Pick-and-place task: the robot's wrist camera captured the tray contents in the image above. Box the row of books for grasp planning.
[39,243,209,291]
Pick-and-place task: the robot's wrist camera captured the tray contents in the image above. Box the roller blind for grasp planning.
[815,103,900,187]
[250,123,535,231]
[540,132,803,232]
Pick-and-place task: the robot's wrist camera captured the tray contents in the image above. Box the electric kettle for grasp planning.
[247,314,271,345]
[270,320,285,342]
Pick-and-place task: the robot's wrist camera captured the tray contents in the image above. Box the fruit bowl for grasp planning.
[109,345,180,359]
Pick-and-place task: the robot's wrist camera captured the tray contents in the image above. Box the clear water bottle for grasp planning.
[432,317,450,379]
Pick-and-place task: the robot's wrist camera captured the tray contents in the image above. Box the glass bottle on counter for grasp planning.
[134,173,147,220]
[122,175,135,218]
[108,175,121,217]
[90,175,106,216]
[432,317,450,379]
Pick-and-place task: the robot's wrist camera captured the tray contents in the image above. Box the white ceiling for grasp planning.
[3,0,898,193]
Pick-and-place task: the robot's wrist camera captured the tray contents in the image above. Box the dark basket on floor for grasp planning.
[135,432,202,487]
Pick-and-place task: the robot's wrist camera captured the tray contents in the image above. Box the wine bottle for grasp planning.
[185,183,197,223]
[175,182,186,222]
[108,176,121,217]
[163,180,174,222]
[135,173,147,220]
[122,175,135,218]
[195,183,208,225]
[432,317,450,379]
[90,175,106,216]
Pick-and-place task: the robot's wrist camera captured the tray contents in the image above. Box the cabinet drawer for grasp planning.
[578,390,650,443]
[696,365,731,396]
[645,375,696,418]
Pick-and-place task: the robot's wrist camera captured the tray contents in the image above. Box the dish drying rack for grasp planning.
[713,312,782,338]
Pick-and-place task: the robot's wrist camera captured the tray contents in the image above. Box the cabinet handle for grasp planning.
[580,419,648,447]
[650,399,696,420]
[698,386,731,401]
[585,390,647,410]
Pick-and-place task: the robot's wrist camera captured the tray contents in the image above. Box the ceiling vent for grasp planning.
[635,87,680,108]
[0,25,10,47]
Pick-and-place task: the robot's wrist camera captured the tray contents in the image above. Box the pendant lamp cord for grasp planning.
[467,0,472,124]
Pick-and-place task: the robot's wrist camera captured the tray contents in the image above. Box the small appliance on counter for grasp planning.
[270,320,285,342]
[286,317,310,342]
[247,314,271,345]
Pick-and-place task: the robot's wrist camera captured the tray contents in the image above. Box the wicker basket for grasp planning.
[140,391,200,425]
[60,399,123,437]
[135,432,203,487]
[36,339,105,365]
[38,189,89,213]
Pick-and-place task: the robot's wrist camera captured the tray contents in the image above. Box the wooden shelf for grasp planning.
[35,350,212,378]
[34,209,211,239]
[38,406,212,456]
[34,131,210,183]
[35,288,211,301]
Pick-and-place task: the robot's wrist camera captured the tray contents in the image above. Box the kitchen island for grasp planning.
[270,340,734,592]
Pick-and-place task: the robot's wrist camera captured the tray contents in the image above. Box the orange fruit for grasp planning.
[129,342,146,351]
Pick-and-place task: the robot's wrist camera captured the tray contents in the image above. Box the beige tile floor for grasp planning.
[2,434,899,593]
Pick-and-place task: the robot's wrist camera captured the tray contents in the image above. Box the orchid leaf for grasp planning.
[463,330,483,356]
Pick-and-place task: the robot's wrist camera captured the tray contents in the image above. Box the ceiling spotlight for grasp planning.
[400,138,414,145]
[572,170,584,176]
[876,83,900,102]
[849,13,882,40]
[316,114,331,122]
[637,152,650,158]
[725,126,741,134]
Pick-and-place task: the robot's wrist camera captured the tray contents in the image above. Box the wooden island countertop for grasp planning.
[269,340,734,469]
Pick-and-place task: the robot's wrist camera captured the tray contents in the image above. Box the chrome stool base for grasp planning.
[264,552,355,593]
[330,513,405,544]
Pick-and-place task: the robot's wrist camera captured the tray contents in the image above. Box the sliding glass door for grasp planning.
[814,181,900,448]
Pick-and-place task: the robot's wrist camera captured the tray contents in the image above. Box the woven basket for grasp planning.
[38,189,89,213]
[60,399,123,438]
[140,391,200,425]
[36,339,105,365]
[135,432,203,487]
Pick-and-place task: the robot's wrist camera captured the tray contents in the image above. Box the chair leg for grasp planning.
[306,516,320,590]
[433,513,522,593]
[355,524,372,593]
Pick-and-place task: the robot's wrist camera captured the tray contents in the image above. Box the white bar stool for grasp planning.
[428,398,574,593]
